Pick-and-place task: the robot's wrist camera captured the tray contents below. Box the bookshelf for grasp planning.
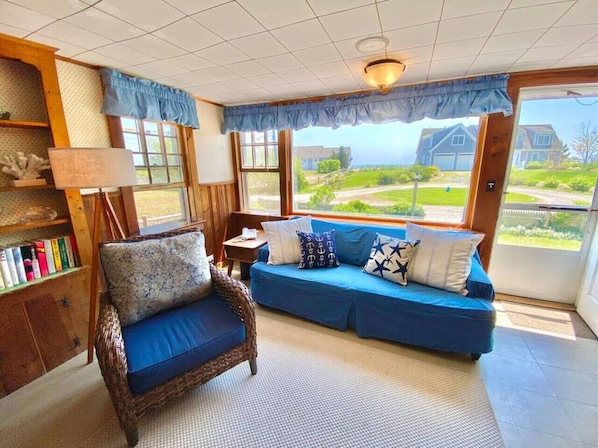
[0,33,92,396]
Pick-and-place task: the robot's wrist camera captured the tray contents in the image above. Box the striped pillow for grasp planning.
[262,216,313,265]
[406,223,484,295]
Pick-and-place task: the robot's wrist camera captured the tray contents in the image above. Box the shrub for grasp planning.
[543,176,560,188]
[499,225,580,241]
[568,176,592,192]
[397,173,411,184]
[524,179,538,186]
[384,200,425,217]
[317,159,341,174]
[332,200,378,214]
[307,185,336,210]
[377,174,395,185]
[525,161,542,170]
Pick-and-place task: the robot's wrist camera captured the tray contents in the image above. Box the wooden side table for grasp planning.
[223,231,268,280]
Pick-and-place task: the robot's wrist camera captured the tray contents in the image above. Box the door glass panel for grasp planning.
[497,89,598,252]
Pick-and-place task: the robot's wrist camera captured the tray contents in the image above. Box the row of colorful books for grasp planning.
[0,235,80,290]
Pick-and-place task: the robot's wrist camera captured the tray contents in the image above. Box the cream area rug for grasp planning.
[78,308,502,448]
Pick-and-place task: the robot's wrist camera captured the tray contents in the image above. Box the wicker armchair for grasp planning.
[95,231,257,447]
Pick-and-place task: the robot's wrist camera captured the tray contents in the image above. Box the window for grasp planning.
[534,133,553,145]
[238,130,281,213]
[516,134,524,147]
[291,117,481,224]
[452,135,465,145]
[121,117,190,233]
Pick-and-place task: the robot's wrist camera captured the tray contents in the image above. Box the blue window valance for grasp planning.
[100,69,200,129]
[222,74,512,134]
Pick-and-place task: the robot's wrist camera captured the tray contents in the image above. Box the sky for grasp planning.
[292,95,598,166]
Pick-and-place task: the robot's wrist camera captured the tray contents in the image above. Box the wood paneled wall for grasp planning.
[199,181,238,261]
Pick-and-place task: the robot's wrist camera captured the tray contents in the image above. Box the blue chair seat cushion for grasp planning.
[122,294,246,395]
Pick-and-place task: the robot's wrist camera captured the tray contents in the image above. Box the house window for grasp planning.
[238,130,280,213]
[516,134,524,147]
[121,117,190,233]
[534,133,552,145]
[452,135,465,146]
[290,117,481,224]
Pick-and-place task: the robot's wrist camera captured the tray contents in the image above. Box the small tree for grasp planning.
[307,185,336,210]
[317,159,341,174]
[572,121,598,165]
[333,146,352,170]
[293,157,308,192]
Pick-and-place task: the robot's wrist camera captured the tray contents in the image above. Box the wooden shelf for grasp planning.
[0,184,55,192]
[0,217,70,235]
[0,266,88,297]
[0,119,49,129]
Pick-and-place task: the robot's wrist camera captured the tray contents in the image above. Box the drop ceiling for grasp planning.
[1,0,597,106]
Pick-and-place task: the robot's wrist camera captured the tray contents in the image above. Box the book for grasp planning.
[20,245,35,281]
[33,241,49,276]
[31,245,41,279]
[57,237,69,269]
[0,267,4,289]
[42,239,56,274]
[12,247,27,283]
[0,248,13,288]
[63,235,75,268]
[69,235,80,267]
[4,246,20,285]
[51,238,62,272]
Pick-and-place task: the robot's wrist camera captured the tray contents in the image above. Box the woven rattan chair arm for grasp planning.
[210,264,256,339]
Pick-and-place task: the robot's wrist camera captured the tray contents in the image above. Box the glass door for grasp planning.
[489,85,598,304]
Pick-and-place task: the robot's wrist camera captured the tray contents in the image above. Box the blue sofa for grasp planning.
[250,219,496,360]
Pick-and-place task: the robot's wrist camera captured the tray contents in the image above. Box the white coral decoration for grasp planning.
[1,152,51,180]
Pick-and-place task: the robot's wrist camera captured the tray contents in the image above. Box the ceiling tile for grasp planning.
[481,30,544,53]
[74,51,128,68]
[63,7,145,41]
[238,0,315,29]
[432,38,486,61]
[437,12,502,43]
[0,3,54,32]
[292,79,332,95]
[321,74,361,93]
[275,67,316,82]
[442,0,510,20]
[494,2,574,35]
[200,83,236,94]
[230,32,287,58]
[294,43,342,66]
[246,73,287,87]
[224,60,271,77]
[379,0,443,31]
[518,44,578,63]
[195,42,251,65]
[385,22,439,52]
[220,78,260,91]
[123,34,187,59]
[0,23,29,38]
[266,83,303,96]
[509,60,560,72]
[469,49,526,71]
[568,42,598,58]
[123,66,161,80]
[191,2,265,40]
[271,19,331,51]
[197,66,242,82]
[319,5,381,41]
[165,54,216,71]
[308,61,352,78]
[509,0,569,7]
[334,34,383,60]
[26,34,87,57]
[257,53,304,71]
[95,0,185,32]
[94,43,156,65]
[9,0,88,19]
[37,21,113,49]
[307,0,374,16]
[389,45,434,64]
[132,60,188,77]
[534,24,598,47]
[552,55,598,68]
[235,88,276,102]
[153,17,223,52]
[428,56,475,80]
[556,0,598,27]
[163,71,213,87]
[163,0,230,15]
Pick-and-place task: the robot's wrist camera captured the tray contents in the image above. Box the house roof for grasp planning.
[0,1,596,106]
[417,124,478,154]
[294,145,350,160]
[515,125,564,150]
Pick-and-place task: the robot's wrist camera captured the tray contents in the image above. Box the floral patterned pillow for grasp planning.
[100,229,212,326]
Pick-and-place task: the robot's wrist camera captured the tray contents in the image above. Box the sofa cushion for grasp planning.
[100,229,212,326]
[122,295,246,395]
[297,230,340,269]
[363,233,420,286]
[406,223,484,295]
[262,216,312,265]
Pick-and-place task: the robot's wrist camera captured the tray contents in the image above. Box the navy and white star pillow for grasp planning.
[363,233,420,286]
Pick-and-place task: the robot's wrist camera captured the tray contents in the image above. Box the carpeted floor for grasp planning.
[0,306,503,448]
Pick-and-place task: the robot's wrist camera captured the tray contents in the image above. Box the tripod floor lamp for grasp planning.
[48,147,137,364]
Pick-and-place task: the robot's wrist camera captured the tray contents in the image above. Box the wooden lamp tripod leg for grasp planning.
[87,191,104,364]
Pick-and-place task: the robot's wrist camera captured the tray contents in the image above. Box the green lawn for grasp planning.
[509,168,597,186]
[497,234,581,251]
[376,187,537,206]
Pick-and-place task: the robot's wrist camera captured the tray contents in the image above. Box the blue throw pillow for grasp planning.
[296,230,340,269]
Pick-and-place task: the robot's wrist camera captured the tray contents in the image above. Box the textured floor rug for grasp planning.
[80,309,502,448]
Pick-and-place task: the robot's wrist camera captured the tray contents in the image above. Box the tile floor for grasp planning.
[483,302,598,447]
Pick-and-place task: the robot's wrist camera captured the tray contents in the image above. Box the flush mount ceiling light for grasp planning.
[354,36,390,53]
[362,59,406,89]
